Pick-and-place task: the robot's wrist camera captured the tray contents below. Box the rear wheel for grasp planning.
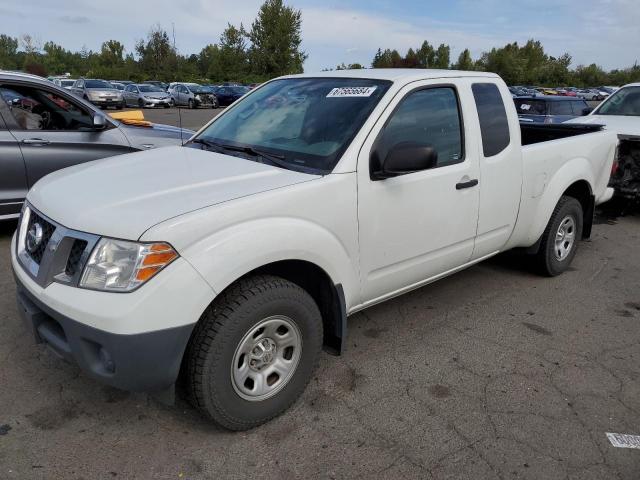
[533,196,583,276]
[184,275,323,430]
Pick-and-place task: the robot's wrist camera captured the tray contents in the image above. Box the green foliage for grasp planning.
[370,38,640,87]
[248,0,306,78]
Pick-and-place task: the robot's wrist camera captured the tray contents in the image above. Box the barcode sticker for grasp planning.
[327,87,377,98]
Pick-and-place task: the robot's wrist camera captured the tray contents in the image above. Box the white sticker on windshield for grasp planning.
[327,86,377,98]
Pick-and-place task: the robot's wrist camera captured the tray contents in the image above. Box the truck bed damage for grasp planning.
[611,135,640,202]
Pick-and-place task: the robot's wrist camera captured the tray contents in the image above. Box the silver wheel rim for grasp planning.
[554,215,576,261]
[231,315,302,402]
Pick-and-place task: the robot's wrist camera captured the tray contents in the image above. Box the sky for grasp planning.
[1,0,638,72]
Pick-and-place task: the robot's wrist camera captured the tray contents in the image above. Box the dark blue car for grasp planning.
[212,85,250,107]
[514,96,592,124]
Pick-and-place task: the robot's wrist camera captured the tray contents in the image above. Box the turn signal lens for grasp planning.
[79,239,179,292]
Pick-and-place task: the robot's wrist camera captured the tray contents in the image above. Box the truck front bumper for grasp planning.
[15,278,193,392]
[11,234,216,393]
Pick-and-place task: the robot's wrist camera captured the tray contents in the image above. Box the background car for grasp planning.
[168,83,218,108]
[211,85,250,106]
[514,96,592,123]
[70,79,125,109]
[110,82,126,92]
[576,89,603,101]
[52,78,76,90]
[0,72,194,219]
[123,83,173,108]
[536,87,558,96]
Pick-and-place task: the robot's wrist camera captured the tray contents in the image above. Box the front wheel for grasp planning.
[184,275,323,430]
[188,98,195,109]
[533,196,583,276]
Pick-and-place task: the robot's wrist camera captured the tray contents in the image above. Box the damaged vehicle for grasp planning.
[566,83,640,203]
[168,83,218,109]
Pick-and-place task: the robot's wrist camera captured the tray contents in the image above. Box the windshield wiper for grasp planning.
[190,139,292,170]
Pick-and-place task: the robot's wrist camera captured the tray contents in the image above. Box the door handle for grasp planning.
[456,179,479,190]
[21,138,50,146]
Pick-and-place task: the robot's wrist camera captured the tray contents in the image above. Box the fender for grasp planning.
[509,156,595,249]
[178,216,360,310]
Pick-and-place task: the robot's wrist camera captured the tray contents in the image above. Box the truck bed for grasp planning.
[520,123,604,146]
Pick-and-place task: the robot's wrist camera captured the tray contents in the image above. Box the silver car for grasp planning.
[168,83,218,108]
[70,79,125,109]
[52,78,76,90]
[0,71,194,220]
[123,84,173,108]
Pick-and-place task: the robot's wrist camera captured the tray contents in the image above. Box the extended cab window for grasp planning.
[472,83,510,157]
[375,87,463,169]
[0,85,93,131]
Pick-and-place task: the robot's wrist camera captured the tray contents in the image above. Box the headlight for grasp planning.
[195,95,201,101]
[79,238,178,292]
[88,92,100,100]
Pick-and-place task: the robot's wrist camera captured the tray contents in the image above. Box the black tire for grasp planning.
[184,275,323,430]
[533,196,583,276]
[138,98,144,108]
[188,98,195,109]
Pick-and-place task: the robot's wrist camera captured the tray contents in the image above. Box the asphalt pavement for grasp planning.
[1,107,638,480]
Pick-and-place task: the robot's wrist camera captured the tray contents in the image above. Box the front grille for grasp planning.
[26,211,55,265]
[65,239,88,277]
[18,205,99,289]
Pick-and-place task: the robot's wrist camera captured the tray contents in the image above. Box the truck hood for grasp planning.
[565,114,640,136]
[27,146,319,240]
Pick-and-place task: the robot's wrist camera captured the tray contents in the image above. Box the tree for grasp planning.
[135,25,176,80]
[453,49,474,71]
[416,41,435,68]
[0,34,18,69]
[211,23,248,81]
[433,43,450,69]
[248,0,306,78]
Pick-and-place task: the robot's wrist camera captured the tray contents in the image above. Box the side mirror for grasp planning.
[372,142,438,180]
[92,115,107,130]
[582,107,593,116]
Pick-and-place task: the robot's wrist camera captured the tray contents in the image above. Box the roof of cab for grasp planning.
[284,68,500,82]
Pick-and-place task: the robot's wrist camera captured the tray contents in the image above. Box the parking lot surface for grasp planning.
[1,108,638,479]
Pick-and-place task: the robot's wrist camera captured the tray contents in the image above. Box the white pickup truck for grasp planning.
[12,69,617,430]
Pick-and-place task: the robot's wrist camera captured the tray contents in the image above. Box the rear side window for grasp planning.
[472,83,510,157]
[570,101,588,115]
[550,101,573,115]
[514,99,546,115]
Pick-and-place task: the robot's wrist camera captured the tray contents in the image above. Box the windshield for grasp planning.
[139,85,164,93]
[596,86,640,116]
[192,78,391,173]
[60,80,75,87]
[85,80,114,89]
[514,99,547,115]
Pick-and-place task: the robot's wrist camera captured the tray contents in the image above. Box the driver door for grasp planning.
[0,82,134,187]
[357,81,481,304]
